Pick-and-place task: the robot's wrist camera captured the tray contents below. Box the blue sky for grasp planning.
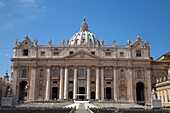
[0,0,170,77]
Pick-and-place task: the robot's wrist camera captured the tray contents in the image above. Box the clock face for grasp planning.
[80,53,85,58]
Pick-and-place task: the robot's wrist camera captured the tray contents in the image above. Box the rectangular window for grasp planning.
[106,52,111,56]
[41,51,45,56]
[23,49,28,56]
[120,52,124,57]
[53,81,57,84]
[53,52,59,56]
[91,51,95,55]
[107,82,111,84]
[69,81,73,84]
[91,81,95,84]
[136,50,141,57]
[70,51,73,55]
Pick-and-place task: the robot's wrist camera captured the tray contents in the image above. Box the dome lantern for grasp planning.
[80,18,89,31]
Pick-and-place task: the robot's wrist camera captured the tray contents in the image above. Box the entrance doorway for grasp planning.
[91,92,95,99]
[19,81,28,101]
[136,82,145,105]
[106,87,112,99]
[79,87,85,100]
[52,87,58,100]
[69,91,73,99]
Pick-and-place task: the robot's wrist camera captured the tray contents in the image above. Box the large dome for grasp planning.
[69,18,100,45]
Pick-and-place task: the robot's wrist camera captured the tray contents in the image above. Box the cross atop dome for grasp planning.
[83,17,86,22]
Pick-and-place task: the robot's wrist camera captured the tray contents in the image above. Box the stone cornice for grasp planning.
[12,66,19,70]
[156,81,170,87]
[146,66,152,70]
[30,65,37,69]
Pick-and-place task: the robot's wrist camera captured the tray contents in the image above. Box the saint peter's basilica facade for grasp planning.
[10,19,152,105]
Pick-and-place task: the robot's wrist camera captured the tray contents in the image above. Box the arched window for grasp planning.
[91,69,95,77]
[106,69,111,77]
[54,68,59,77]
[21,69,27,78]
[137,70,142,79]
[69,69,74,77]
[40,69,44,78]
[80,69,84,76]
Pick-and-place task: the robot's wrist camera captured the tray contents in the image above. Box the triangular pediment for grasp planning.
[64,50,99,59]
[131,36,145,47]
[18,36,34,48]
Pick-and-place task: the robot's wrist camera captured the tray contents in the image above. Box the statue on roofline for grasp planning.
[152,88,156,99]
[15,39,18,46]
[66,39,69,45]
[62,39,65,45]
[101,39,104,45]
[34,39,38,45]
[113,40,116,46]
[48,39,52,45]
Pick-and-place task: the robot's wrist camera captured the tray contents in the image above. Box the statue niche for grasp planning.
[119,69,127,100]
[119,85,127,100]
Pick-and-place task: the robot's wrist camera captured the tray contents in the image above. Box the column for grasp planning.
[146,67,151,103]
[161,90,164,102]
[168,67,170,75]
[29,66,36,101]
[127,67,134,102]
[101,67,104,101]
[64,66,68,100]
[168,89,170,101]
[16,85,20,101]
[86,66,90,100]
[59,66,63,100]
[164,89,167,102]
[113,67,117,101]
[157,90,160,99]
[45,66,51,100]
[11,66,18,100]
[73,66,77,100]
[96,66,99,100]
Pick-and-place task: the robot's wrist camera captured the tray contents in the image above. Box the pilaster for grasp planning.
[29,65,37,101]
[11,65,18,100]
[45,66,51,100]
[113,66,117,101]
[146,67,151,104]
[127,66,134,103]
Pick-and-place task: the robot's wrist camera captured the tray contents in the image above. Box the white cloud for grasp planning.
[4,53,11,57]
[19,0,37,8]
[1,21,14,30]
[0,50,12,58]
[0,0,46,31]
